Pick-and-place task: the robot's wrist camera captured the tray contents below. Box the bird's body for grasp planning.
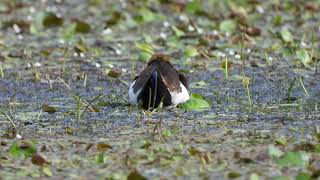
[129,54,190,110]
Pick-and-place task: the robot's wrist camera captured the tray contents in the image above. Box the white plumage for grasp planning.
[128,81,189,106]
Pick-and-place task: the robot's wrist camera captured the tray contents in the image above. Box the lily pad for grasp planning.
[186,0,201,14]
[37,11,63,28]
[9,141,37,158]
[296,49,311,68]
[179,93,210,110]
[74,20,91,33]
[277,151,309,167]
[184,46,199,57]
[280,28,293,43]
[219,19,236,33]
[42,104,57,113]
[136,43,154,62]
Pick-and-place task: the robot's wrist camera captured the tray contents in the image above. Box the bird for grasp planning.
[129,54,190,110]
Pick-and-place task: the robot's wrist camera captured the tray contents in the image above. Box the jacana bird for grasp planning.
[129,54,190,110]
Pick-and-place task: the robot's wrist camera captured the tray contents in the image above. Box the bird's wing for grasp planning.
[158,61,180,93]
[132,63,157,94]
[178,73,188,90]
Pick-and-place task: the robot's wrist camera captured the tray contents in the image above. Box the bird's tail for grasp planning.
[149,70,158,109]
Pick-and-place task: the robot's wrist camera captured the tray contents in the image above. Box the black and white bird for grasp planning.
[129,54,190,110]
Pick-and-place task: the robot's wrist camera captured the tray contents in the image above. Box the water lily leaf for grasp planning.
[74,20,91,33]
[136,43,154,62]
[277,151,309,167]
[134,8,155,23]
[219,19,236,33]
[250,173,260,180]
[280,28,293,43]
[228,172,241,179]
[273,176,290,180]
[296,49,311,67]
[42,166,52,177]
[127,170,147,180]
[37,11,63,28]
[184,46,198,57]
[42,104,57,113]
[9,141,37,158]
[136,43,154,54]
[186,0,201,14]
[179,93,210,110]
[295,172,311,180]
[139,52,152,62]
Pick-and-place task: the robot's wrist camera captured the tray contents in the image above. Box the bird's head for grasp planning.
[148,53,170,65]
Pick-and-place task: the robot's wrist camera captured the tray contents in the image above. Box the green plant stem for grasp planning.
[287,77,296,103]
[0,63,4,78]
[299,77,309,96]
[74,95,81,121]
[1,111,16,129]
[225,57,228,79]
[80,94,103,117]
[245,81,252,107]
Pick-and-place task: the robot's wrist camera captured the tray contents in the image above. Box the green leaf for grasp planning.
[186,0,201,14]
[273,15,282,26]
[136,43,154,62]
[315,144,320,153]
[95,153,104,164]
[138,52,152,62]
[268,145,283,158]
[127,170,147,180]
[272,176,290,180]
[277,151,309,167]
[179,93,210,110]
[275,138,287,146]
[219,20,236,33]
[42,166,52,177]
[228,172,241,179]
[184,46,199,57]
[42,104,57,113]
[134,8,155,23]
[161,130,172,138]
[250,173,260,180]
[74,20,91,34]
[296,49,311,67]
[295,172,311,180]
[9,141,37,158]
[280,28,293,43]
[36,11,63,28]
[172,25,185,38]
[281,47,295,57]
[136,43,154,54]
